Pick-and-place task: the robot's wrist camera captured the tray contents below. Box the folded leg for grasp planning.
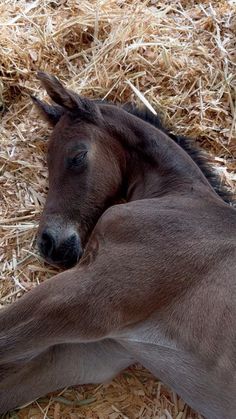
[0,339,134,414]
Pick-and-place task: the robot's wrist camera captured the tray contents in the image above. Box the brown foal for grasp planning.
[0,72,235,418]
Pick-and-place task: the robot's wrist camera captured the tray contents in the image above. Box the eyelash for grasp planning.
[68,151,88,168]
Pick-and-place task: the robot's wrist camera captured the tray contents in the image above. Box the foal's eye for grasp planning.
[68,151,88,168]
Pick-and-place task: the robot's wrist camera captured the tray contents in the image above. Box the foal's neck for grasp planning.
[107,107,217,202]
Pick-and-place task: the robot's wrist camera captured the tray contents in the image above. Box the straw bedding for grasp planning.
[0,0,235,418]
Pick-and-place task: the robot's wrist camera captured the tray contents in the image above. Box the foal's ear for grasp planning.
[37,71,101,123]
[31,96,64,125]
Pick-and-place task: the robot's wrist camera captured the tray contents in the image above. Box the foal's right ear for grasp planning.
[31,95,64,126]
[37,71,102,123]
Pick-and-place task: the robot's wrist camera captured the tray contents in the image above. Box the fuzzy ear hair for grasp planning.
[37,71,102,123]
[31,95,64,125]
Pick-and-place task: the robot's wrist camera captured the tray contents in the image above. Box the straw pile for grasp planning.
[0,0,235,418]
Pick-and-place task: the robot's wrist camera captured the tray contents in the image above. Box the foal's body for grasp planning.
[0,73,235,418]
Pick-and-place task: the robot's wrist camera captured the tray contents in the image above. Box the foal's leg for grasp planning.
[0,206,158,364]
[0,226,157,363]
[0,268,127,363]
[0,340,134,414]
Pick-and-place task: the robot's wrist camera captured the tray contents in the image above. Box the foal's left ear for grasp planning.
[37,71,102,123]
[31,95,64,125]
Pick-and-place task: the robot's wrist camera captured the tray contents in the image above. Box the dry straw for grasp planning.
[0,0,235,418]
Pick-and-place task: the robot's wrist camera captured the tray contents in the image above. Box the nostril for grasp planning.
[40,230,56,258]
[68,234,77,245]
[62,234,78,256]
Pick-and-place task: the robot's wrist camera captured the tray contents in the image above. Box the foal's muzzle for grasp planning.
[38,228,82,269]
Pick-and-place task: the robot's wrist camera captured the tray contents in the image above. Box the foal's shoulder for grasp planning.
[96,196,236,236]
[98,199,158,227]
[95,198,183,239]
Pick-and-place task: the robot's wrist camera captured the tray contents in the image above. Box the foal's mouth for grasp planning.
[37,230,83,269]
[39,248,83,270]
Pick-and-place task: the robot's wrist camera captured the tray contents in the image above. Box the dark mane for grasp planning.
[122,103,233,204]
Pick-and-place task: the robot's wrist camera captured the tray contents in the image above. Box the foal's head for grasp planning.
[34,73,125,268]
[34,72,227,269]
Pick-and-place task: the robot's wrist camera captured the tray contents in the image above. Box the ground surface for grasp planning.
[0,0,235,418]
